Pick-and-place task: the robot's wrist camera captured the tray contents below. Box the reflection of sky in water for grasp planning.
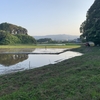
[0,50,82,75]
[32,48,67,53]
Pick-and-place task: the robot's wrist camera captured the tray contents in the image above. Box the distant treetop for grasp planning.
[0,22,27,35]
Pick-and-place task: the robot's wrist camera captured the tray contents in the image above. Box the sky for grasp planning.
[0,0,94,36]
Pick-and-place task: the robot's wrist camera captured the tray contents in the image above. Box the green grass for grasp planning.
[0,46,100,99]
[0,43,80,49]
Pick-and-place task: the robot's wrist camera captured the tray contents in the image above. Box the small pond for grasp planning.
[0,48,82,75]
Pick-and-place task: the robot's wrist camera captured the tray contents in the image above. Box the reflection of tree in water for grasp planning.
[0,48,35,53]
[0,54,28,66]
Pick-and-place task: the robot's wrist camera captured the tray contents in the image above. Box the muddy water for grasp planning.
[0,48,82,75]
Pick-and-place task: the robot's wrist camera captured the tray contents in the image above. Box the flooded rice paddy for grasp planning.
[0,48,82,75]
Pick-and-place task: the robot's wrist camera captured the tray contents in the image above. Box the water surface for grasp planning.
[0,48,82,75]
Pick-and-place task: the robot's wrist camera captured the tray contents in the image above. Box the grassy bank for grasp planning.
[0,43,80,49]
[0,46,100,99]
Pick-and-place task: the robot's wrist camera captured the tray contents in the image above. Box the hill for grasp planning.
[0,22,36,45]
[34,34,79,41]
[0,22,27,35]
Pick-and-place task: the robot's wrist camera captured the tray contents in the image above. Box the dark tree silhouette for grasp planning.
[80,0,100,45]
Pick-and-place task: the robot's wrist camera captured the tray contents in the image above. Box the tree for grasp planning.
[37,38,52,43]
[80,0,100,45]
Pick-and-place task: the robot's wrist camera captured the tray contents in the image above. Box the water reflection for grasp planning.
[0,48,82,75]
[0,54,28,66]
[0,48,35,66]
[0,48,35,53]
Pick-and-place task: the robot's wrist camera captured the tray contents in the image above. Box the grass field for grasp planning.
[0,46,100,99]
[0,43,80,49]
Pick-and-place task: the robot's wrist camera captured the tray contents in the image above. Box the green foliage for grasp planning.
[80,0,100,45]
[0,31,36,45]
[0,23,36,45]
[0,31,20,45]
[16,34,36,44]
